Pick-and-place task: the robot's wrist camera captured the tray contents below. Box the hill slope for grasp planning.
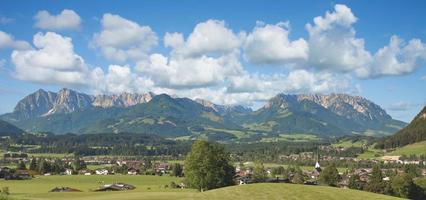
[2,175,402,200]
[379,106,426,149]
[199,183,401,200]
[387,141,426,156]
[0,119,24,136]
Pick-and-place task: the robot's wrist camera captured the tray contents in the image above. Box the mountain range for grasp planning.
[0,88,407,141]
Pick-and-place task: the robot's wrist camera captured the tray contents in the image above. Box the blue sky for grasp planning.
[0,0,425,122]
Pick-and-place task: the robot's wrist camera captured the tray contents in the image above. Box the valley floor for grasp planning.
[0,175,402,200]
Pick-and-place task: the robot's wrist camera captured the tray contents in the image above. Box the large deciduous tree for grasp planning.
[184,140,235,191]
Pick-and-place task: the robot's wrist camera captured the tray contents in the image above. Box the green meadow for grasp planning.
[386,141,426,156]
[0,175,402,200]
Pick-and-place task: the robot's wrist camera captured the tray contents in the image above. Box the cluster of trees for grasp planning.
[320,164,426,200]
[251,164,307,184]
[17,157,87,175]
[3,132,191,157]
[352,164,425,199]
[400,154,426,161]
[226,141,327,162]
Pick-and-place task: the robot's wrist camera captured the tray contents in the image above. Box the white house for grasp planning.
[96,169,109,175]
[64,168,73,175]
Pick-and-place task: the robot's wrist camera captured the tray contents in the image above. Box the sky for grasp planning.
[0,0,425,122]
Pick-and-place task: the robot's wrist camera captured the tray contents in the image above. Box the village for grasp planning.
[2,145,426,193]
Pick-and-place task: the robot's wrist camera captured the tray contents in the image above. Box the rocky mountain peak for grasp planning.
[11,89,157,119]
[195,98,252,114]
[92,92,154,108]
[266,93,392,124]
[13,89,57,119]
[45,88,93,115]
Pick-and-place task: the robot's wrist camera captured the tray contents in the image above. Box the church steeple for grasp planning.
[315,146,321,172]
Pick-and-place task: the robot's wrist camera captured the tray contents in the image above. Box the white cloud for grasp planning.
[34,9,81,31]
[244,21,308,65]
[137,19,244,89]
[368,36,426,77]
[306,4,372,75]
[164,32,184,49]
[421,76,426,80]
[134,18,357,106]
[11,32,88,85]
[305,4,426,78]
[0,31,31,50]
[137,51,243,88]
[8,5,425,109]
[92,13,158,62]
[227,70,352,95]
[176,19,242,56]
[90,65,154,94]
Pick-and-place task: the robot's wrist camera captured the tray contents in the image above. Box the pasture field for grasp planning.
[331,139,367,148]
[239,162,348,173]
[0,175,190,200]
[386,141,426,156]
[0,176,402,200]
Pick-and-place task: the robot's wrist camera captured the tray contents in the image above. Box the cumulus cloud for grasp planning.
[11,32,88,85]
[137,52,243,88]
[0,31,31,50]
[305,4,426,78]
[92,13,158,62]
[369,36,426,78]
[8,5,426,108]
[227,70,352,95]
[137,19,243,89]
[173,19,242,56]
[306,4,372,75]
[244,21,308,65]
[34,9,81,31]
[90,65,154,94]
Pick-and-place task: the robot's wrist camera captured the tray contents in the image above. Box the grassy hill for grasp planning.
[1,175,402,200]
[387,141,426,156]
[199,183,401,200]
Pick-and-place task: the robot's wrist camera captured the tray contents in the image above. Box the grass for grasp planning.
[243,121,277,132]
[199,183,402,200]
[356,143,384,160]
[0,176,402,200]
[386,141,426,156]
[238,162,347,173]
[27,153,74,158]
[1,175,189,200]
[204,128,249,139]
[86,164,114,170]
[357,148,384,160]
[331,139,367,148]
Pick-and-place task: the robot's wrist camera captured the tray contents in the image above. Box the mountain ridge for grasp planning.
[0,88,407,140]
